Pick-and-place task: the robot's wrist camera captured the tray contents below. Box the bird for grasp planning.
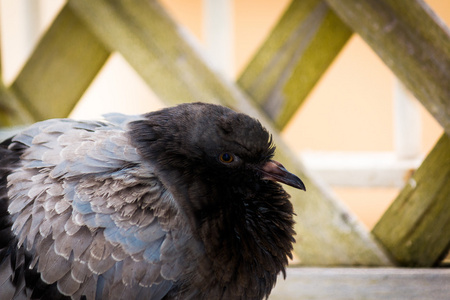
[0,102,305,300]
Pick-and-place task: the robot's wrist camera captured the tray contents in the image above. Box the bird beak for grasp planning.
[258,160,306,191]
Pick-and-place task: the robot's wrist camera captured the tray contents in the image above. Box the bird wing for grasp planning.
[2,116,186,300]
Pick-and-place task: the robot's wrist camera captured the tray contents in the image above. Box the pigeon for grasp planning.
[0,102,305,300]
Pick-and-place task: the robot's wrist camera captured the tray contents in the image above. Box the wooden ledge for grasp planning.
[270,267,450,299]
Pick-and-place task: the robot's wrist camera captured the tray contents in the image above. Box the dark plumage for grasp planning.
[0,102,305,300]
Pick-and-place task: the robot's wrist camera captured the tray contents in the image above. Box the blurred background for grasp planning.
[1,0,448,230]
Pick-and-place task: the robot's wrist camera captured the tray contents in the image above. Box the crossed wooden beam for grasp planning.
[1,0,449,267]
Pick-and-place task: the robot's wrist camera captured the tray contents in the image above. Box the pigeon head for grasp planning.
[129,102,305,297]
[129,102,304,193]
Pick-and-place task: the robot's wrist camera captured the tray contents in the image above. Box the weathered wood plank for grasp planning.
[68,0,391,266]
[325,0,450,136]
[69,0,241,108]
[9,4,110,121]
[237,0,352,130]
[372,134,450,267]
[0,83,34,126]
[270,267,450,300]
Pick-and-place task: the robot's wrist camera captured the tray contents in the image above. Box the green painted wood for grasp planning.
[0,83,34,126]
[372,134,450,266]
[9,5,110,121]
[69,0,391,266]
[325,0,450,136]
[69,0,243,108]
[237,0,352,130]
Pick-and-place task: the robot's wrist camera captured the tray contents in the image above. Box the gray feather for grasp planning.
[72,276,97,300]
[63,216,81,236]
[0,256,16,300]
[71,260,91,284]
[56,271,81,296]
[88,254,117,275]
[7,194,32,215]
[38,244,71,284]
[25,206,45,251]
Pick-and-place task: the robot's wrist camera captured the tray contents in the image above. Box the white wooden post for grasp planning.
[0,0,41,84]
[203,0,234,78]
[393,79,422,159]
[299,79,423,187]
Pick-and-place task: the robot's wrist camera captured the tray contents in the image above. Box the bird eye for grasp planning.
[219,152,234,164]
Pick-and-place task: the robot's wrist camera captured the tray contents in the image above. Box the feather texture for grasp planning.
[0,103,303,299]
[1,116,182,299]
